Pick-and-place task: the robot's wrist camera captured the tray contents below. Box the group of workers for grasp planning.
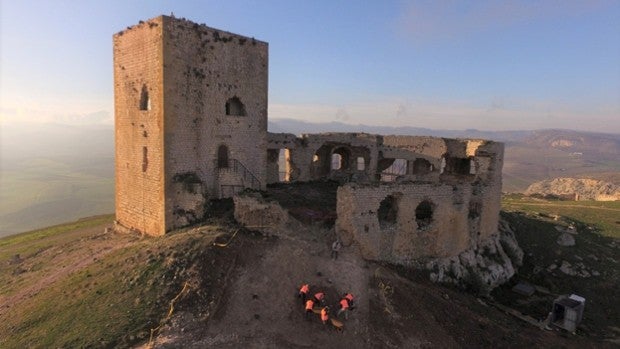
[298,283,355,325]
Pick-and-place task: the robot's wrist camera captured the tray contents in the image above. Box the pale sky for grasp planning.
[1,0,619,132]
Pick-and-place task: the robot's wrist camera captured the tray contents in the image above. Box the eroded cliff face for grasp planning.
[525,178,620,201]
[426,218,523,294]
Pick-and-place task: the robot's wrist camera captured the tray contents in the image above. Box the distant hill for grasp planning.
[524,178,620,201]
[523,129,620,159]
[268,118,532,141]
[0,123,114,237]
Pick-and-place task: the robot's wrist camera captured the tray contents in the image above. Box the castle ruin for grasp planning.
[114,16,520,288]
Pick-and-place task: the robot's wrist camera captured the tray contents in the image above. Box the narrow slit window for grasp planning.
[142,146,148,172]
[139,85,150,111]
[217,144,229,168]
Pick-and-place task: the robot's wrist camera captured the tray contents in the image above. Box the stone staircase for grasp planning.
[216,158,261,198]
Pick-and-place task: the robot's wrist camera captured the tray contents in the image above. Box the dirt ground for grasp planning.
[145,219,607,348]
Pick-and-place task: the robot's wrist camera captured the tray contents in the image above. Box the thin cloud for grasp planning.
[396,0,613,42]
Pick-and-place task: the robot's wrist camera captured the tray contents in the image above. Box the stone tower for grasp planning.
[113,16,268,236]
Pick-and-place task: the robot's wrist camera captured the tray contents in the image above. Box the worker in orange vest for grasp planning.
[298,283,310,304]
[313,291,325,305]
[320,306,330,325]
[305,299,315,319]
[337,297,349,320]
[343,293,355,309]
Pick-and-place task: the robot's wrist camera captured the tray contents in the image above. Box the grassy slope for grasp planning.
[0,216,233,348]
[497,195,620,342]
[502,194,620,238]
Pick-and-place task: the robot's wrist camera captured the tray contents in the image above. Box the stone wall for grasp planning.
[336,183,475,261]
[114,17,166,235]
[160,17,268,231]
[114,16,268,235]
[267,133,503,189]
[333,137,504,264]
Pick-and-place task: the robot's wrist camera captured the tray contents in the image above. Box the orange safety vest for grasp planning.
[305,299,314,311]
[300,284,309,294]
[345,293,354,302]
[339,298,349,310]
[321,308,329,322]
[314,292,324,301]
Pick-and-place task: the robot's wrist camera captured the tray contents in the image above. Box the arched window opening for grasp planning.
[278,148,291,182]
[412,158,432,175]
[378,194,400,228]
[217,144,229,168]
[331,154,342,170]
[225,96,246,116]
[139,85,150,111]
[313,154,320,162]
[415,200,434,229]
[357,157,365,171]
[381,158,407,182]
[330,147,351,171]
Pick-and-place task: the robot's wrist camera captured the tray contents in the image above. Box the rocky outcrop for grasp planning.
[426,219,523,295]
[556,232,576,247]
[525,177,620,201]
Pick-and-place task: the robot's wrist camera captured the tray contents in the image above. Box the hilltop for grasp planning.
[1,198,618,348]
[525,178,620,201]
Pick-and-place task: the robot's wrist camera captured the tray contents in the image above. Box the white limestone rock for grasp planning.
[427,223,523,294]
[557,232,576,247]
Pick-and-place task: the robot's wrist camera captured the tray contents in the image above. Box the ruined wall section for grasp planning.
[379,136,447,181]
[381,136,447,159]
[302,133,379,182]
[470,141,504,241]
[113,18,166,235]
[381,138,504,244]
[336,183,473,263]
[266,132,381,183]
[161,16,268,230]
[266,133,300,183]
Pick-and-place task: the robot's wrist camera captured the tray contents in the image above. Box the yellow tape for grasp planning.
[212,225,275,247]
[213,229,240,247]
[147,281,190,347]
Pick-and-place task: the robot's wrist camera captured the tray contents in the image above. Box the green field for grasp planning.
[0,156,114,237]
[502,194,620,238]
